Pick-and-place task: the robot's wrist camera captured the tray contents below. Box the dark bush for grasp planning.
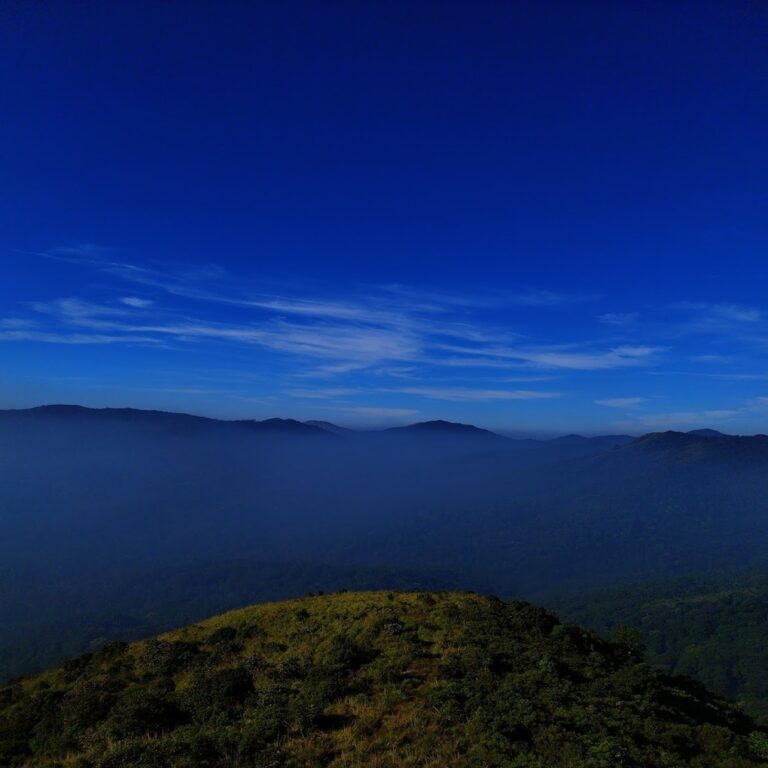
[107,684,188,737]
[61,677,122,728]
[181,666,254,722]
[142,640,204,676]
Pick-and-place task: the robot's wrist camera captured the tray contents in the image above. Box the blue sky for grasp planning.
[1,2,767,434]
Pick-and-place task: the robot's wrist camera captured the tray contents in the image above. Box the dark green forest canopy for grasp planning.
[552,570,768,726]
[1,592,766,768]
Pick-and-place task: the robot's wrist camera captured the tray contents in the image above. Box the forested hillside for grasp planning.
[2,591,766,768]
[553,570,768,724]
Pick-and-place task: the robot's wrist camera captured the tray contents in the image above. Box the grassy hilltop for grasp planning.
[1,591,766,768]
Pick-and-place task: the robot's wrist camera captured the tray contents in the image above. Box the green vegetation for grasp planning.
[1,591,765,767]
[0,559,467,683]
[551,570,768,725]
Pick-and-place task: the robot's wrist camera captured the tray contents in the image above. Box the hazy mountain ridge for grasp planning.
[0,405,627,442]
[1,404,332,437]
[629,430,768,464]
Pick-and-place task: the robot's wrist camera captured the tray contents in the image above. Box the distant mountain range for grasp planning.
[6,403,753,443]
[3,404,620,440]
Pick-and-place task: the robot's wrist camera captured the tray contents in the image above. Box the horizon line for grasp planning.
[2,401,763,439]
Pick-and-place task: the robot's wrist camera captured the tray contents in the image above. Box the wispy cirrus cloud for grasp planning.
[514,345,660,370]
[284,388,359,400]
[22,298,424,364]
[707,373,768,381]
[508,289,595,307]
[670,301,766,334]
[0,318,37,329]
[0,329,161,345]
[341,406,420,419]
[10,253,659,379]
[598,312,639,326]
[121,297,153,308]
[700,303,764,324]
[3,247,672,419]
[28,298,132,324]
[381,284,595,309]
[439,343,661,371]
[595,397,647,408]
[389,387,559,402]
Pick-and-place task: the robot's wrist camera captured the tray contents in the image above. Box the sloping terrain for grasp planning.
[1,591,765,768]
[551,569,768,724]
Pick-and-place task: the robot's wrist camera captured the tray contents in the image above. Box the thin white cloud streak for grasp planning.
[439,344,661,371]
[245,298,373,320]
[689,354,731,363]
[29,249,248,309]
[595,397,647,408]
[381,284,595,309]
[516,345,660,370]
[0,318,37,329]
[667,302,766,335]
[507,289,596,307]
[0,330,161,345]
[342,406,419,419]
[389,387,559,402]
[121,297,153,308]
[707,373,768,381]
[696,303,763,323]
[294,362,371,377]
[29,298,131,320]
[284,388,359,399]
[598,312,639,326]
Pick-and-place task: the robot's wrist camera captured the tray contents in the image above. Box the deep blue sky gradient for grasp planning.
[1,1,767,433]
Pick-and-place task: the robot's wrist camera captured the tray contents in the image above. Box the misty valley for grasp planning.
[3,405,768,737]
